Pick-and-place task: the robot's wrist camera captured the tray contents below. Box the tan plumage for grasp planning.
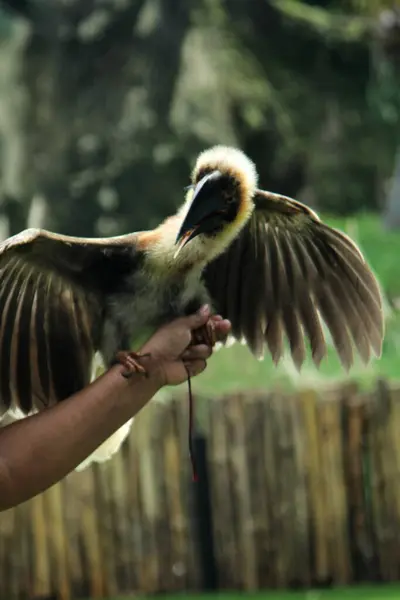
[0,145,384,471]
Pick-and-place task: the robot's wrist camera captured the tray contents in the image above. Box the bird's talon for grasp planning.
[115,351,151,379]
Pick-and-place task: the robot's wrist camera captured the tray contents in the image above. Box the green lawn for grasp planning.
[169,212,400,397]
[106,585,400,599]
[325,213,400,299]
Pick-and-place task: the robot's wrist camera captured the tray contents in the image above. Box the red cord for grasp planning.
[186,368,198,482]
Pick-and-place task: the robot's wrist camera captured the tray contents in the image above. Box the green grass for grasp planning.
[170,212,400,398]
[325,213,400,299]
[105,584,400,599]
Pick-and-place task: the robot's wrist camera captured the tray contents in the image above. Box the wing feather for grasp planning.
[30,272,47,411]
[276,232,307,368]
[226,233,245,339]
[0,258,27,409]
[239,223,265,356]
[264,226,286,363]
[203,189,384,370]
[13,264,35,411]
[41,271,54,402]
[0,228,118,415]
[48,275,74,401]
[286,235,327,365]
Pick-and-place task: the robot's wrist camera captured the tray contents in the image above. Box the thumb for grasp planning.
[183,304,210,330]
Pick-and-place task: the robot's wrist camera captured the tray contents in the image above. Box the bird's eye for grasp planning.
[223,190,236,204]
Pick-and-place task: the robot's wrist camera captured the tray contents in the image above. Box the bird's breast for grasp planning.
[102,268,209,359]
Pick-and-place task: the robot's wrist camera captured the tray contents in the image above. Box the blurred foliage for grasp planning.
[0,0,397,237]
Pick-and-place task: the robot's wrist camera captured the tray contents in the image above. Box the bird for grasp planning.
[0,145,384,471]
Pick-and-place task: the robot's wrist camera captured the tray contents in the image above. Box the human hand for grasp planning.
[140,305,231,387]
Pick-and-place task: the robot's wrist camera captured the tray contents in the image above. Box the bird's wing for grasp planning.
[0,228,138,415]
[202,190,384,370]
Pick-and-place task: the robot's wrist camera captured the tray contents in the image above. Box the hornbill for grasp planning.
[0,145,384,471]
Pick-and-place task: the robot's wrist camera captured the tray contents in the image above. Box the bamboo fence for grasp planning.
[1,380,400,599]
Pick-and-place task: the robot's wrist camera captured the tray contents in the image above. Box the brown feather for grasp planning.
[0,228,138,415]
[276,232,307,368]
[239,224,265,357]
[203,188,384,370]
[29,272,47,411]
[225,233,245,339]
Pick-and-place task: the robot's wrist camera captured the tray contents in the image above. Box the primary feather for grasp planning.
[203,189,383,368]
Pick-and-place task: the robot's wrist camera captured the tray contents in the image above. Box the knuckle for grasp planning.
[197,345,212,359]
[202,348,212,360]
[186,358,208,377]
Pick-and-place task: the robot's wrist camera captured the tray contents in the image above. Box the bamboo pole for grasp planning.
[176,392,204,590]
[45,482,71,600]
[298,388,328,584]
[226,393,257,590]
[152,402,173,592]
[368,381,398,581]
[79,467,106,598]
[280,393,309,588]
[93,462,118,597]
[135,404,161,593]
[63,472,85,597]
[319,395,351,584]
[262,392,280,588]
[290,390,311,588]
[207,395,238,589]
[108,446,133,592]
[164,400,188,592]
[30,492,52,598]
[244,394,270,588]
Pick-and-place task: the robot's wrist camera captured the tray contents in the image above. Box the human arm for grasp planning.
[0,305,230,510]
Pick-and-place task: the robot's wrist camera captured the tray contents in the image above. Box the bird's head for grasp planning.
[174,145,258,260]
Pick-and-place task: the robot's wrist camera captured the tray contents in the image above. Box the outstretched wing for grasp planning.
[0,228,138,416]
[202,190,384,370]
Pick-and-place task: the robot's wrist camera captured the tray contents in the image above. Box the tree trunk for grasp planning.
[0,0,193,238]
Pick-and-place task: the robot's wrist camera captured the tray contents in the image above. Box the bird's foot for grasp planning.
[191,319,217,348]
[115,351,151,379]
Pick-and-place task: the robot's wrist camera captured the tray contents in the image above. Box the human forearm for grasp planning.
[0,306,230,511]
[0,364,161,511]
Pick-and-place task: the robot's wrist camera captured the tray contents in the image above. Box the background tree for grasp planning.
[0,0,396,238]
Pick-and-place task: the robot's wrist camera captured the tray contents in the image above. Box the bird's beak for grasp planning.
[173,227,199,259]
[174,171,223,258]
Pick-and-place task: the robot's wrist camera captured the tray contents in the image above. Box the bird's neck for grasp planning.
[139,209,248,277]
[139,216,210,276]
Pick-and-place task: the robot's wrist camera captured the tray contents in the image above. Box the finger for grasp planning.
[214,318,232,341]
[184,359,207,378]
[210,314,223,322]
[182,304,211,330]
[182,344,213,361]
